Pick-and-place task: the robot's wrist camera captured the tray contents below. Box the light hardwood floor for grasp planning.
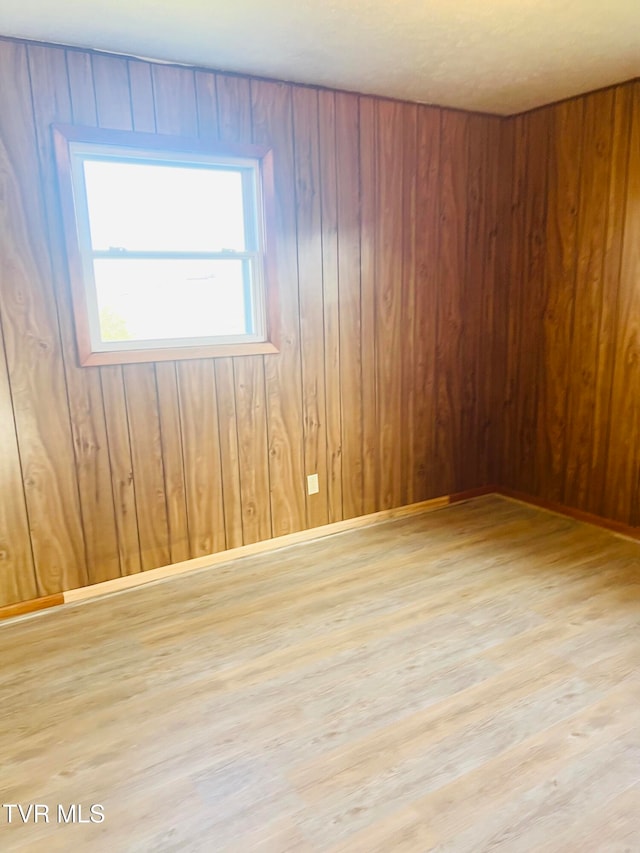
[1,495,639,851]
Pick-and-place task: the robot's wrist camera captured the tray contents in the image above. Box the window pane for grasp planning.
[93,258,251,343]
[83,160,248,252]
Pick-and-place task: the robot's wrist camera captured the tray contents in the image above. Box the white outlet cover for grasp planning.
[307,474,319,495]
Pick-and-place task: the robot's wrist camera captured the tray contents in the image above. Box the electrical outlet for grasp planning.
[307,473,319,495]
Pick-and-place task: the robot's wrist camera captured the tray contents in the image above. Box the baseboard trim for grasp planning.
[449,485,498,503]
[0,593,65,622]
[4,485,638,623]
[2,491,473,621]
[496,486,640,541]
[62,495,456,605]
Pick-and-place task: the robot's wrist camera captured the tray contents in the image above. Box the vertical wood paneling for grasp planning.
[478,117,500,488]
[128,61,155,130]
[129,52,173,582]
[317,90,344,524]
[401,104,418,505]
[100,367,141,575]
[491,117,513,487]
[514,108,550,494]
[155,361,190,562]
[91,54,132,128]
[335,92,363,519]
[375,101,404,509]
[603,82,640,525]
[0,320,36,604]
[462,114,487,489]
[293,87,329,529]
[436,111,469,494]
[215,74,251,142]
[194,70,218,137]
[501,79,640,528]
[0,36,505,606]
[177,359,226,556]
[563,91,614,509]
[216,73,272,546]
[94,54,172,571]
[234,356,272,543]
[66,50,95,119]
[359,96,378,516]
[91,52,143,576]
[413,107,441,500]
[123,364,170,569]
[136,62,191,562]
[594,86,633,519]
[151,63,198,135]
[502,115,528,489]
[590,85,639,518]
[10,38,640,605]
[144,52,190,561]
[28,44,120,584]
[76,54,142,576]
[213,358,244,549]
[0,41,86,594]
[250,79,306,537]
[199,75,245,551]
[152,63,227,557]
[534,98,583,502]
[156,65,225,555]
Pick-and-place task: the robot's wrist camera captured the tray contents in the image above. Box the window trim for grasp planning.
[53,124,280,366]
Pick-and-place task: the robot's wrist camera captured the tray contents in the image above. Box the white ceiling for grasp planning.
[1,0,640,115]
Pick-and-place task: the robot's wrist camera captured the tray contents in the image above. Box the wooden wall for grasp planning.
[496,79,640,527]
[0,37,502,606]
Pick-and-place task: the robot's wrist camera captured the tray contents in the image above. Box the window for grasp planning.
[53,125,279,365]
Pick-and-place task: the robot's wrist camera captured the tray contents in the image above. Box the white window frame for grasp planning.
[53,125,279,366]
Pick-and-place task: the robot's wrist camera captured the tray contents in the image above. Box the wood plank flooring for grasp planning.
[1,495,639,851]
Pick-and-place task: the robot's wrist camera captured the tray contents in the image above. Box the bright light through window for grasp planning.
[53,125,277,365]
[93,259,248,342]
[83,161,247,253]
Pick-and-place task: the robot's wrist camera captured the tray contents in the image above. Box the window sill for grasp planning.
[79,340,279,366]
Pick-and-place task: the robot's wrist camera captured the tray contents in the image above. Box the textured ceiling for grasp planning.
[1,0,640,114]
